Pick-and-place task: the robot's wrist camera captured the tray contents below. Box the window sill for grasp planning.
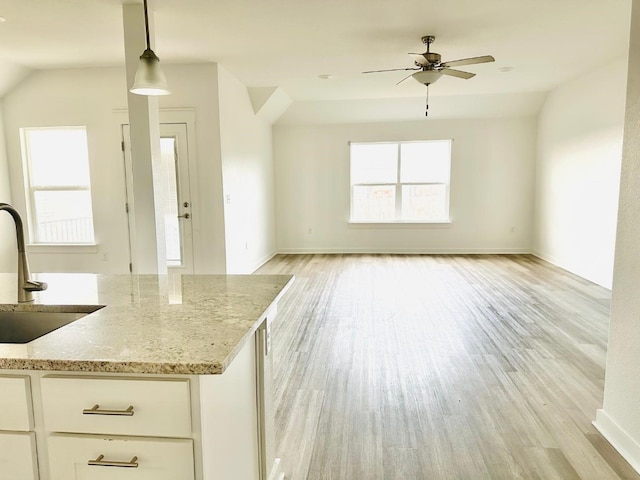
[27,244,99,254]
[348,221,451,228]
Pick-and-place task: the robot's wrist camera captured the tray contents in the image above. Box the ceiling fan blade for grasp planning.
[441,68,476,79]
[408,53,430,66]
[396,73,415,85]
[440,55,495,68]
[362,67,421,74]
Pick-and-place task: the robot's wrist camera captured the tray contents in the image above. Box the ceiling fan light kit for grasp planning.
[130,0,170,96]
[363,35,495,116]
[411,70,443,86]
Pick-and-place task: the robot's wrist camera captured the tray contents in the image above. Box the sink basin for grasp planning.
[0,306,104,344]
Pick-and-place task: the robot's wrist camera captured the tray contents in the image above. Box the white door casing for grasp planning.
[122,122,195,274]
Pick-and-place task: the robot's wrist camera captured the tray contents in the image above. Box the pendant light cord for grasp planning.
[143,0,151,50]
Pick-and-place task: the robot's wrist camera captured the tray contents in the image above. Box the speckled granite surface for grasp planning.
[0,273,293,375]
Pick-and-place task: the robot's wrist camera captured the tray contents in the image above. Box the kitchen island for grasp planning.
[0,272,293,480]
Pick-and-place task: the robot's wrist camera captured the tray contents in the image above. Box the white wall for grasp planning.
[533,59,627,288]
[594,2,640,473]
[1,64,227,274]
[273,118,536,253]
[0,105,15,272]
[2,68,129,273]
[217,66,276,274]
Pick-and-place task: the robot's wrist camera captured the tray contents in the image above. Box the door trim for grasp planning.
[116,109,199,273]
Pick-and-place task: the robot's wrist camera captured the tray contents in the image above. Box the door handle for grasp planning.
[177,213,190,219]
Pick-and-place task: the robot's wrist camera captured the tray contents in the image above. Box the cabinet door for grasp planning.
[48,434,194,480]
[0,431,38,480]
[0,375,33,431]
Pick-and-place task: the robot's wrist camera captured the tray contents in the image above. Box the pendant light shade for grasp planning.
[129,0,170,96]
[130,48,170,95]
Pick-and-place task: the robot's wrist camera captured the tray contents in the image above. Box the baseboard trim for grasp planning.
[593,409,640,474]
[531,249,612,290]
[276,248,531,255]
[268,457,285,480]
[531,249,560,267]
[250,251,278,273]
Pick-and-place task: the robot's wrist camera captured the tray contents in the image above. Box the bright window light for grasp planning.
[350,140,452,223]
[160,137,182,267]
[21,127,96,244]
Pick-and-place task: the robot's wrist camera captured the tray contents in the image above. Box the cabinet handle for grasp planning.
[88,454,139,468]
[82,404,135,416]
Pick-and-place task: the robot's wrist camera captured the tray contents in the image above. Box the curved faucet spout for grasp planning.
[0,203,47,302]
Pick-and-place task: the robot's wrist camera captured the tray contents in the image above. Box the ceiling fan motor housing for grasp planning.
[424,52,441,64]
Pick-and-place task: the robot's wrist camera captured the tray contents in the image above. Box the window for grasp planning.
[350,140,452,223]
[21,127,95,244]
[160,136,182,267]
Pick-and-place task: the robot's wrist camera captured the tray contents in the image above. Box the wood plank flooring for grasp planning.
[256,254,638,480]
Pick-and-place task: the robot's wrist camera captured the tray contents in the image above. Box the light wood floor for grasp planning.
[256,254,639,480]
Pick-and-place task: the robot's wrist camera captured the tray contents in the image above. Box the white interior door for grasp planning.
[122,123,195,274]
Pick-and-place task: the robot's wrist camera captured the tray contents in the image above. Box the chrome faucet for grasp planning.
[0,203,47,302]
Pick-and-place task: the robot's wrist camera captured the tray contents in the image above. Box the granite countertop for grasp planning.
[0,273,293,375]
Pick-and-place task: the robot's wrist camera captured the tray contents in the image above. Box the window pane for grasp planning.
[160,137,182,267]
[350,143,398,184]
[400,141,451,183]
[33,190,95,243]
[25,128,91,187]
[352,185,395,221]
[401,184,447,221]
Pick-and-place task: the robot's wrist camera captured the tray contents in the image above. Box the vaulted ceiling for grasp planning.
[0,0,632,120]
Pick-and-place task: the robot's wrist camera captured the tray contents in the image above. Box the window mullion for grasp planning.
[31,185,90,192]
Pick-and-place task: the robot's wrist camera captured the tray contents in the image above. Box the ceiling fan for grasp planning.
[363,35,495,86]
[363,35,495,116]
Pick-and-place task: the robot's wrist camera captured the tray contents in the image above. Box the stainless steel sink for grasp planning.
[0,306,104,344]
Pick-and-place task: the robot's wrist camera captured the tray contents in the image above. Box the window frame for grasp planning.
[349,140,452,224]
[20,126,97,245]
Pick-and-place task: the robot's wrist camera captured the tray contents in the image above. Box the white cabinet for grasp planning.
[0,375,33,431]
[40,376,191,437]
[0,318,278,480]
[0,431,38,480]
[0,375,38,480]
[41,376,195,480]
[47,434,193,480]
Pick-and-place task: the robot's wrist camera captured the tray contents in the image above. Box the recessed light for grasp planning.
[318,74,334,80]
[0,17,6,23]
[499,66,514,72]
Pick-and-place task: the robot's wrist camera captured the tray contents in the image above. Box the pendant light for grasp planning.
[129,0,170,96]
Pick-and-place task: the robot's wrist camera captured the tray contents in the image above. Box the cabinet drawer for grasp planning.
[0,431,38,480]
[48,434,194,480]
[0,375,33,431]
[41,376,191,437]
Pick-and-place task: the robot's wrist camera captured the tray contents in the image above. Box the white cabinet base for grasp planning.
[47,434,194,480]
[0,431,38,480]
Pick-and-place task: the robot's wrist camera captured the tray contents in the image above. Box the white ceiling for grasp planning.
[0,0,632,118]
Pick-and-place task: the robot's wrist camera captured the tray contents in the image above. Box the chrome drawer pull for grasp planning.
[88,454,139,468]
[82,404,135,416]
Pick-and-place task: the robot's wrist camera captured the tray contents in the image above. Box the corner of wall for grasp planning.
[532,57,627,288]
[0,103,16,272]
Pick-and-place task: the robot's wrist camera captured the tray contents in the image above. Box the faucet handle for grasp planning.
[23,280,47,292]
